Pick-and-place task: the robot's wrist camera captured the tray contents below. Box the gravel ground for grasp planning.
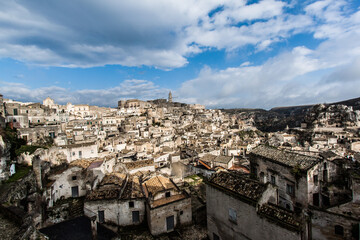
[0,213,20,240]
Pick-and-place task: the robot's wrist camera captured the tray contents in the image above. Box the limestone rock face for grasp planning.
[0,172,37,204]
[305,104,360,127]
[0,135,11,181]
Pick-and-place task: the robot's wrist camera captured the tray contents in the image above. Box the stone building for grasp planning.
[124,159,155,174]
[199,154,235,169]
[310,171,360,239]
[43,97,56,109]
[58,142,98,163]
[249,145,320,210]
[84,174,146,227]
[117,99,152,113]
[206,171,302,240]
[18,125,61,144]
[0,94,5,128]
[46,163,90,206]
[0,93,4,116]
[142,175,192,235]
[168,91,172,103]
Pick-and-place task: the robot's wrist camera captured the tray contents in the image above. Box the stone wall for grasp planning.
[206,184,301,240]
[84,199,146,226]
[147,197,192,236]
[311,208,359,240]
[251,155,309,210]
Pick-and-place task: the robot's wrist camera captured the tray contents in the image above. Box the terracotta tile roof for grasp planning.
[229,165,250,173]
[86,188,121,201]
[208,171,266,202]
[85,173,126,201]
[258,203,301,230]
[70,159,93,169]
[200,154,233,164]
[251,145,319,170]
[200,154,216,162]
[151,194,187,208]
[101,173,126,186]
[67,155,116,170]
[124,159,154,170]
[142,175,176,197]
[121,176,144,199]
[87,160,103,169]
[214,155,233,164]
[61,142,97,148]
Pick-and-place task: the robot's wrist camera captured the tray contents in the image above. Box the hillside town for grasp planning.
[0,92,360,240]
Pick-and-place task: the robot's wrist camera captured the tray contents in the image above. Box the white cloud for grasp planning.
[0,0,318,68]
[175,0,360,108]
[0,79,169,107]
[0,0,359,109]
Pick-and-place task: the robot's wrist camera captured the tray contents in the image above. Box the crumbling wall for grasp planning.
[206,184,301,240]
[311,208,358,240]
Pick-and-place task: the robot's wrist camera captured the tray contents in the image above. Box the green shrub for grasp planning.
[15,145,43,156]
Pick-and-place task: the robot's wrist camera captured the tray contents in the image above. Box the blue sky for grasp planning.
[0,0,360,109]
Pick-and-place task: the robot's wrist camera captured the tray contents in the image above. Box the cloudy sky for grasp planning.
[0,0,360,109]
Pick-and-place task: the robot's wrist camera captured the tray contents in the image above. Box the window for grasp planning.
[323,170,328,182]
[251,165,257,177]
[132,211,140,223]
[286,184,294,196]
[72,176,77,181]
[335,225,344,236]
[180,210,183,215]
[71,186,79,198]
[322,195,330,207]
[79,151,82,158]
[166,215,174,231]
[228,208,237,223]
[165,191,171,198]
[271,175,276,185]
[98,210,104,223]
[129,201,134,208]
[313,193,319,206]
[260,172,265,183]
[72,152,75,156]
[313,175,318,185]
[352,223,359,239]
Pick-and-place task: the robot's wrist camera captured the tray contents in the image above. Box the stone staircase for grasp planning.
[68,197,84,219]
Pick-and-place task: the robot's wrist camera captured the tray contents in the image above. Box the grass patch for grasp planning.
[186,174,204,180]
[185,174,204,186]
[6,165,32,183]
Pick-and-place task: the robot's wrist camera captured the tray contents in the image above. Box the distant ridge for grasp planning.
[221,96,360,132]
[270,96,360,113]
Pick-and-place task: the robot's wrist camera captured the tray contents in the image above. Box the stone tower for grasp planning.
[118,100,126,109]
[168,91,172,103]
